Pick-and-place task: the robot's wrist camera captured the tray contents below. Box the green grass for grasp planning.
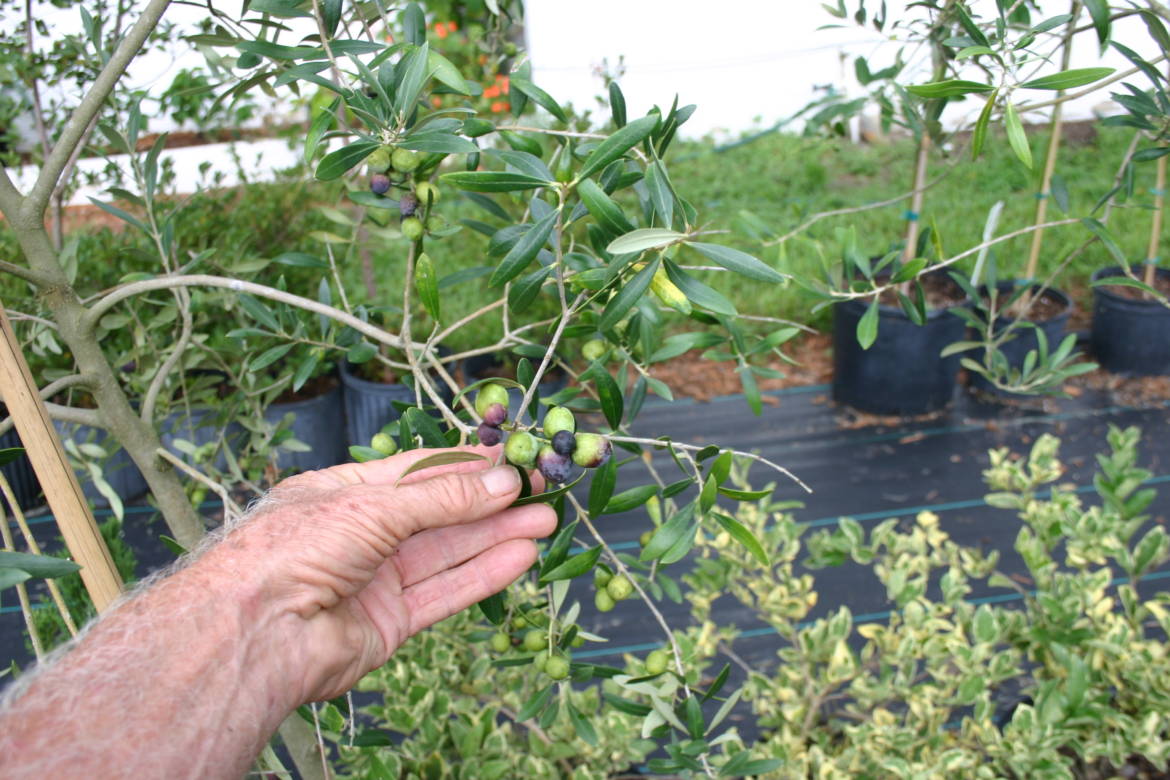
[3,124,1159,362]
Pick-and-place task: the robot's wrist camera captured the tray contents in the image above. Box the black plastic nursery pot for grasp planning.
[263,379,348,473]
[340,355,455,448]
[0,423,42,512]
[53,420,148,507]
[967,282,1073,398]
[832,292,967,416]
[1090,266,1170,376]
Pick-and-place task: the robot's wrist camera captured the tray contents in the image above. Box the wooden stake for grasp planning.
[0,302,122,611]
[1146,153,1166,290]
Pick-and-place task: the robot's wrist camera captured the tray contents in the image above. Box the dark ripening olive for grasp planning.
[482,402,508,427]
[536,446,572,484]
[551,430,576,457]
[399,192,419,218]
[475,383,510,419]
[504,431,539,469]
[370,173,391,195]
[543,406,576,437]
[571,433,611,468]
[477,422,502,447]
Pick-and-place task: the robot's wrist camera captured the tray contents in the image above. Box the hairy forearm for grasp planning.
[0,551,293,779]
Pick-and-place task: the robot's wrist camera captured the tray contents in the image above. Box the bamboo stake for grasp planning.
[0,302,123,611]
[1023,1,1081,285]
[0,471,78,636]
[1147,150,1166,290]
[0,503,43,659]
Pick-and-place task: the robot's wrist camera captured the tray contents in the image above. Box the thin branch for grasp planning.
[0,378,101,438]
[141,288,193,423]
[762,164,954,248]
[1015,55,1168,115]
[155,447,242,525]
[607,433,812,493]
[24,0,173,217]
[85,274,422,352]
[829,218,1082,302]
[0,470,78,637]
[0,259,55,288]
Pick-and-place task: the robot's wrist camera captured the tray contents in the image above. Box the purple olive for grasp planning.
[477,422,502,447]
[537,446,573,484]
[399,192,419,218]
[370,173,391,195]
[551,429,576,457]
[482,402,508,427]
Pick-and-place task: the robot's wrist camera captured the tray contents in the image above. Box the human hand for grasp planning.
[203,444,554,706]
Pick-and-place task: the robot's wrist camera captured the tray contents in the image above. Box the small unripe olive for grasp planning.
[475,383,510,419]
[593,567,612,588]
[543,406,576,437]
[503,41,518,56]
[523,628,546,652]
[401,217,424,241]
[571,433,611,468]
[489,632,511,653]
[594,590,615,612]
[391,147,421,173]
[645,649,670,675]
[425,214,447,232]
[370,432,398,456]
[606,574,633,601]
[533,649,549,672]
[505,431,539,469]
[640,530,653,547]
[570,634,585,648]
[415,180,440,205]
[366,147,392,173]
[582,339,607,362]
[544,654,570,680]
[512,615,528,630]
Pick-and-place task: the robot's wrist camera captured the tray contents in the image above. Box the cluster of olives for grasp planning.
[474,383,612,485]
[365,145,441,242]
[488,613,585,681]
[592,567,633,612]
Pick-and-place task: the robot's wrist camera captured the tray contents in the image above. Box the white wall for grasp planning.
[7,1,1164,203]
[525,0,1162,139]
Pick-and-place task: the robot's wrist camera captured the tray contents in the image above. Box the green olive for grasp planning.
[522,628,546,652]
[489,633,511,653]
[606,574,633,601]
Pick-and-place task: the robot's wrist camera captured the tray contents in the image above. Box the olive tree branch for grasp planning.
[1015,55,1167,114]
[86,274,421,351]
[0,375,100,438]
[141,288,193,424]
[0,162,24,219]
[24,0,174,218]
[155,448,243,526]
[827,218,1081,302]
[606,434,812,493]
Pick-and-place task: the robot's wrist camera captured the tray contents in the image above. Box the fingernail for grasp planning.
[480,465,520,497]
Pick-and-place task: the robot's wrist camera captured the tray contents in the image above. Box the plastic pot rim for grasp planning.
[1091,265,1170,308]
